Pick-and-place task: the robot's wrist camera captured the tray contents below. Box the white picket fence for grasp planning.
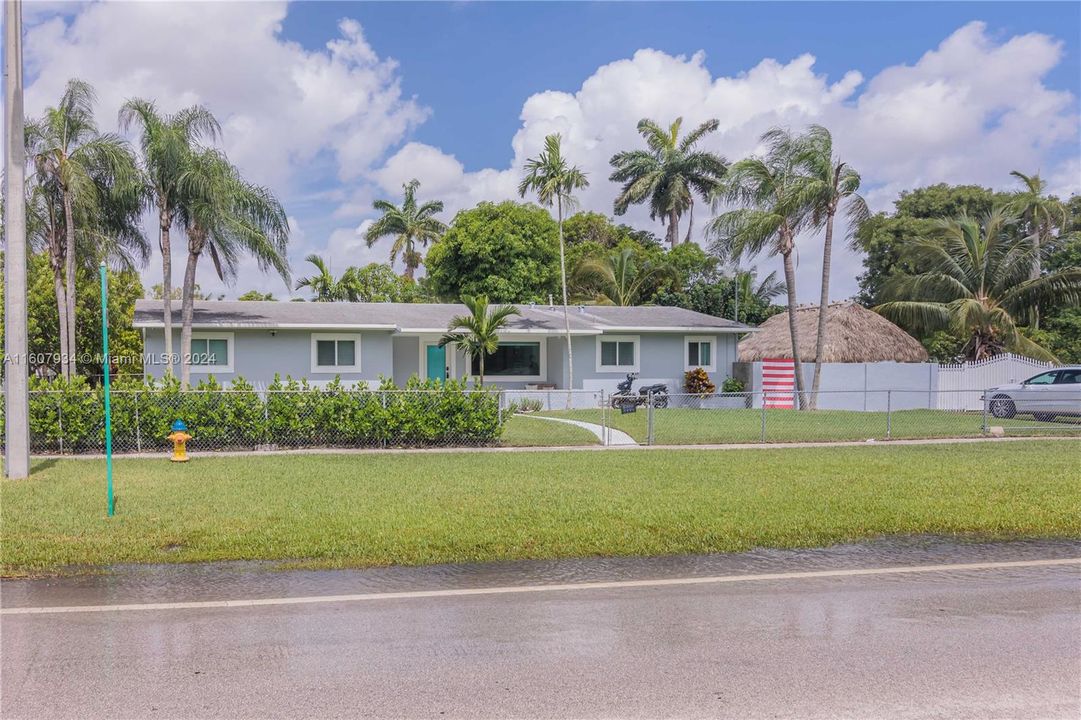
[937,354,1054,411]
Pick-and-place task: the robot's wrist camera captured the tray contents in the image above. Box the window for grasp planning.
[189,333,233,373]
[685,336,716,372]
[471,341,541,378]
[596,335,639,373]
[1024,371,1058,385]
[1054,370,1081,384]
[310,334,361,373]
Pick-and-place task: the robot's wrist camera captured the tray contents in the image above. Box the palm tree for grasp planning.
[364,179,447,281]
[438,295,520,386]
[295,254,349,301]
[518,133,589,397]
[176,149,290,386]
[708,128,815,408]
[791,125,869,405]
[609,117,727,247]
[120,99,220,377]
[876,208,1081,361]
[572,247,675,306]
[25,79,141,378]
[1008,170,1069,329]
[730,267,785,323]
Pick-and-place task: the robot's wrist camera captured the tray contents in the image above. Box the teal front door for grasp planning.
[426,344,447,382]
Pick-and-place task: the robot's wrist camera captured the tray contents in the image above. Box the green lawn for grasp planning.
[2,441,1079,575]
[538,407,1081,444]
[502,414,598,446]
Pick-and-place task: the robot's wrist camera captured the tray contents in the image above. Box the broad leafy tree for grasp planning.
[518,134,589,396]
[365,179,447,280]
[609,117,726,247]
[438,295,520,386]
[424,201,560,303]
[119,98,220,376]
[176,150,290,386]
[876,208,1081,361]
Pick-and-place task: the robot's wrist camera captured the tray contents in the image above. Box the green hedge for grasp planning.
[1,375,504,453]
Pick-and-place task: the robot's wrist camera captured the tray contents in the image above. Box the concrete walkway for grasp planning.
[519,414,638,446]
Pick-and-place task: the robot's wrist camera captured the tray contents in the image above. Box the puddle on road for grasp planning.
[2,536,1078,609]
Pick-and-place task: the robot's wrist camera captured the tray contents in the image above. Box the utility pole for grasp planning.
[4,0,31,479]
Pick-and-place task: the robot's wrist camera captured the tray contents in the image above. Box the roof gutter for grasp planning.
[597,326,758,333]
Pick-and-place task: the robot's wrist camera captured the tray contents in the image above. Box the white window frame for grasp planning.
[467,335,547,382]
[189,332,235,374]
[310,333,362,374]
[684,335,717,372]
[596,335,640,373]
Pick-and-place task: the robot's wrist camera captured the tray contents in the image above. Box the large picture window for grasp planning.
[472,341,542,377]
[596,335,640,373]
[190,333,233,373]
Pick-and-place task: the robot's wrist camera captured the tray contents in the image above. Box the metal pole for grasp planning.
[982,391,989,436]
[647,391,654,446]
[886,390,892,440]
[135,391,142,453]
[760,391,767,443]
[100,263,114,516]
[601,390,607,447]
[4,0,30,479]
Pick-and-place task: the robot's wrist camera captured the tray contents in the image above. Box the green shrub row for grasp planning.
[1,375,504,452]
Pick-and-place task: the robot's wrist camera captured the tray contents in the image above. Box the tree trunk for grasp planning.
[160,204,175,377]
[179,241,202,389]
[61,189,78,379]
[51,256,70,380]
[478,352,484,388]
[404,261,415,282]
[683,199,694,244]
[809,205,837,410]
[1030,227,1042,330]
[558,195,574,408]
[781,234,807,410]
[666,209,680,248]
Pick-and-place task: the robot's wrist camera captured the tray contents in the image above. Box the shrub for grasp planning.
[721,376,745,393]
[683,367,716,396]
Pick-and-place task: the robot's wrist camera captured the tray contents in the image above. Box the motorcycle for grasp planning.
[609,372,669,409]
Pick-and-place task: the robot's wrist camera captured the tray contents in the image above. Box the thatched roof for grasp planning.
[738,302,929,363]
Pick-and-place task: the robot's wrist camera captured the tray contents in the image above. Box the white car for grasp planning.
[984,367,1081,420]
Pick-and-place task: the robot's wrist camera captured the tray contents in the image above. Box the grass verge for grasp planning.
[2,441,1078,576]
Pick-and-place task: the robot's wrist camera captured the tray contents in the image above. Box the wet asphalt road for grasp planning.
[2,540,1080,719]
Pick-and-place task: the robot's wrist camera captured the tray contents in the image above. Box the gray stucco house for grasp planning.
[133,300,752,392]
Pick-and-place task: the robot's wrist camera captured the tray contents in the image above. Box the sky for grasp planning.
[14,1,1081,302]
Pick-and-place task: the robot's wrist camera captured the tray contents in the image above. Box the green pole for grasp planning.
[100,262,114,517]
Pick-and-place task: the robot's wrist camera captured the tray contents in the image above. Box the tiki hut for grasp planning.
[738,302,929,363]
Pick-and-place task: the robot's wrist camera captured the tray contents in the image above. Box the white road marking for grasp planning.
[3,557,1077,616]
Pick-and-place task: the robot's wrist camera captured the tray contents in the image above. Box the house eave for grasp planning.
[597,325,758,333]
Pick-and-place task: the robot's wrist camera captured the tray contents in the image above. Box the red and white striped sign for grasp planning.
[762,358,795,409]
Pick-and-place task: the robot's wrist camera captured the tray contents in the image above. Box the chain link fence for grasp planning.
[2,387,1078,454]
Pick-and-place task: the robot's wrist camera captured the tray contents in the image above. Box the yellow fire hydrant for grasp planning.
[168,419,193,462]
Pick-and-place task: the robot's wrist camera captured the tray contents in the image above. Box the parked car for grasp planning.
[983,367,1081,420]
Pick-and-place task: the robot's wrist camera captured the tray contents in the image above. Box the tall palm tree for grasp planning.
[1008,170,1068,329]
[790,125,869,404]
[609,117,727,247]
[176,149,290,386]
[364,179,447,281]
[438,295,520,386]
[877,208,1081,361]
[25,79,140,378]
[120,99,220,376]
[294,254,349,301]
[518,133,589,396]
[572,247,675,306]
[708,128,815,408]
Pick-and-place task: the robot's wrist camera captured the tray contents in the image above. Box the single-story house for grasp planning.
[133,300,753,392]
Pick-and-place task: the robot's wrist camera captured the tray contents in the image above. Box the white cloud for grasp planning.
[372,22,1078,301]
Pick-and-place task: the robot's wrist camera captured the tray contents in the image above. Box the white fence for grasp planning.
[937,354,1054,410]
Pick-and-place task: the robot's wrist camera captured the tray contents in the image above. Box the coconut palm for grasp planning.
[364,179,447,281]
[791,125,870,404]
[176,149,290,386]
[295,254,350,302]
[572,247,675,306]
[1008,170,1069,329]
[609,117,727,247]
[518,133,589,398]
[708,127,815,408]
[438,295,520,386]
[120,99,220,376]
[25,79,142,378]
[876,208,1081,361]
